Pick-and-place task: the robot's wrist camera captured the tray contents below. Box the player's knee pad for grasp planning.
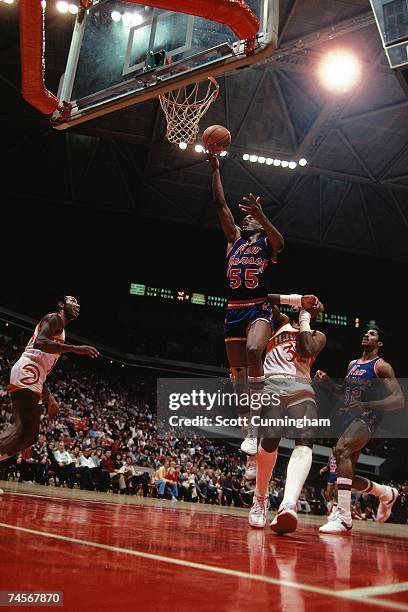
[229,367,247,380]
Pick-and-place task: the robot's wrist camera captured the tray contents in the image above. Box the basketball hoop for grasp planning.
[158,77,219,145]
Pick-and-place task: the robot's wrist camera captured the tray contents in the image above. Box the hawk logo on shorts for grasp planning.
[20,364,40,386]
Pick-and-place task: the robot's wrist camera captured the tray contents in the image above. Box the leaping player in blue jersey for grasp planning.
[208,153,286,456]
[316,327,404,534]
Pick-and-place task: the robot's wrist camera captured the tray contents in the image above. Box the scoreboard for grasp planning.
[128,283,367,327]
[130,284,228,307]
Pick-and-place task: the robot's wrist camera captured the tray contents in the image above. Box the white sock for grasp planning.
[255,445,277,497]
[337,477,352,516]
[282,445,313,506]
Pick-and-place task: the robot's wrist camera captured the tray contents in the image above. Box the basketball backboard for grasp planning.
[52,0,278,129]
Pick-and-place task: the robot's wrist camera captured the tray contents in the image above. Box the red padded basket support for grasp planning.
[20,0,59,114]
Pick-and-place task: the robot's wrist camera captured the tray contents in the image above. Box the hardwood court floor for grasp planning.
[0,481,407,611]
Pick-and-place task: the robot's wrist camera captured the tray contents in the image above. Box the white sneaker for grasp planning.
[319,511,352,534]
[328,503,338,520]
[241,435,258,456]
[270,503,298,534]
[376,487,398,523]
[244,455,257,481]
[248,494,269,528]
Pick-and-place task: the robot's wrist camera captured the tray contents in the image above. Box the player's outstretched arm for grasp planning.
[268,294,320,309]
[239,193,284,257]
[34,314,99,358]
[314,370,344,397]
[208,153,240,244]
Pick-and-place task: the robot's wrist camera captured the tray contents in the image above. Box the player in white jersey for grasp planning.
[248,300,326,533]
[0,296,99,461]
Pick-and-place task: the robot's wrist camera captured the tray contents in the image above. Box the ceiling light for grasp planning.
[111,10,121,22]
[195,144,204,153]
[132,13,143,26]
[258,156,265,164]
[265,158,273,165]
[122,12,133,26]
[299,158,307,166]
[56,1,69,13]
[281,160,289,168]
[219,151,227,157]
[68,3,78,14]
[289,161,297,169]
[243,154,250,161]
[273,159,281,166]
[178,142,188,150]
[318,51,361,93]
[249,155,258,162]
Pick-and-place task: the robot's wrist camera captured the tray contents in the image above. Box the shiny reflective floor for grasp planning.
[1,482,407,611]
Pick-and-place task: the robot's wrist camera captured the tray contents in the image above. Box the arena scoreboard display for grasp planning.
[129,284,228,307]
[129,283,359,326]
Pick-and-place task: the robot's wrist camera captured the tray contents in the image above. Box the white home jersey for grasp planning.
[10,314,65,397]
[264,323,314,380]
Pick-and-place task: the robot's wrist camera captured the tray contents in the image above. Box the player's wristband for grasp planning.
[280,294,303,308]
[299,309,311,333]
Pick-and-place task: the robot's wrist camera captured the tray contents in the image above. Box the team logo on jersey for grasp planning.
[20,364,40,386]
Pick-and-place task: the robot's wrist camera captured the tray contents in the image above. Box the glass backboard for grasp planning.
[52,0,278,129]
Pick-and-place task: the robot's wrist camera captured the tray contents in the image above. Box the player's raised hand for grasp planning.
[206,152,219,171]
[74,345,99,358]
[238,193,264,222]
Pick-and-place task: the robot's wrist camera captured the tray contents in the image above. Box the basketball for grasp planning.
[202,125,231,153]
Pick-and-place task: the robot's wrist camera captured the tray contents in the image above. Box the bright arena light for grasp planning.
[219,151,227,157]
[56,1,68,12]
[281,160,289,168]
[289,161,297,170]
[243,154,250,161]
[273,159,281,167]
[195,144,204,153]
[258,156,265,164]
[132,13,143,26]
[122,12,133,26]
[69,3,78,14]
[265,158,273,165]
[3,0,15,4]
[318,51,361,93]
[299,158,307,166]
[249,155,258,162]
[111,10,121,22]
[178,142,188,150]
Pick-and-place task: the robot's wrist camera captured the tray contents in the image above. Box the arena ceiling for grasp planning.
[1,0,408,262]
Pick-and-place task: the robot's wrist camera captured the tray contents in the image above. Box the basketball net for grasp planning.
[158,77,219,145]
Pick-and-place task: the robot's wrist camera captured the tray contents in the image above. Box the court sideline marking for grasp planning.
[0,521,407,610]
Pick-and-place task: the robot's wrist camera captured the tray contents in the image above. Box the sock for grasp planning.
[282,445,313,506]
[337,477,352,516]
[247,376,265,439]
[255,445,277,497]
[361,479,389,499]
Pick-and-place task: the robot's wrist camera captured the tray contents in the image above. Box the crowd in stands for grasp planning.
[0,329,407,524]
